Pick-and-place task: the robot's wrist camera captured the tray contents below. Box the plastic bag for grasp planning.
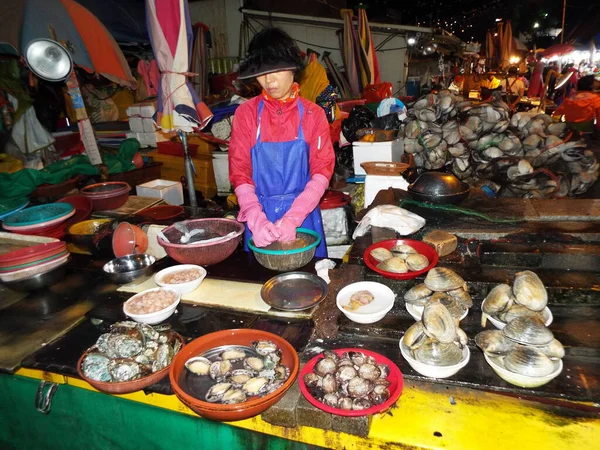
[370,113,403,131]
[341,105,376,143]
[353,205,426,239]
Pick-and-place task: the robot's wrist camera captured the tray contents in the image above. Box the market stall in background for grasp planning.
[0,0,599,449]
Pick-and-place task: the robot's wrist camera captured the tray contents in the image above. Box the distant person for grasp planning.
[544,64,561,99]
[501,66,525,110]
[480,73,501,101]
[527,55,544,98]
[553,75,600,133]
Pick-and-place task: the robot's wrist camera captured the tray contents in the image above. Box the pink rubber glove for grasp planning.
[276,174,330,242]
[235,184,281,247]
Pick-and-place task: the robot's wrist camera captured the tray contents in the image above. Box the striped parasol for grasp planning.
[340,9,361,98]
[357,8,380,86]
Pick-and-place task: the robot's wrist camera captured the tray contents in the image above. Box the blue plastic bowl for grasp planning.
[3,203,74,227]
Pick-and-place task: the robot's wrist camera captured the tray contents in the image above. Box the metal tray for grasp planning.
[261,272,328,311]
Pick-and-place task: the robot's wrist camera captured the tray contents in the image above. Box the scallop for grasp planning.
[358,363,381,381]
[209,360,232,381]
[424,267,466,292]
[377,257,408,273]
[414,339,464,366]
[370,247,393,263]
[475,330,516,355]
[205,382,232,402]
[513,270,548,311]
[244,357,264,372]
[184,356,211,376]
[404,284,433,306]
[503,316,554,346]
[220,349,247,362]
[422,302,457,343]
[482,284,514,316]
[504,345,556,377]
[221,388,247,404]
[314,357,338,377]
[405,254,430,271]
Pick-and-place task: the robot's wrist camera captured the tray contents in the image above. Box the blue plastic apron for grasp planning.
[243,100,327,258]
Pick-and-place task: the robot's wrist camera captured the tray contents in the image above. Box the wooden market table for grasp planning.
[0,197,599,450]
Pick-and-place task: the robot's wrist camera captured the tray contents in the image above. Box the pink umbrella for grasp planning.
[145,0,212,133]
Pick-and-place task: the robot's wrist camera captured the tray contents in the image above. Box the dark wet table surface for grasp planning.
[8,198,600,405]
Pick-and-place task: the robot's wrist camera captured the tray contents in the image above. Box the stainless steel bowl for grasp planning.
[103,254,156,285]
[408,171,470,204]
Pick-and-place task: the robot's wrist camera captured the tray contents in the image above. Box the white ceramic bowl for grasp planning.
[484,352,562,388]
[336,281,395,324]
[154,264,207,295]
[405,302,469,322]
[481,299,553,330]
[123,287,181,324]
[399,336,470,379]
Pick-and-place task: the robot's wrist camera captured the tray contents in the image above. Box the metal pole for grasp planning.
[177,130,198,208]
[561,0,566,44]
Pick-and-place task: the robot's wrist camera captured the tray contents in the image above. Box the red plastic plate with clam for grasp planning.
[363,239,439,281]
[299,348,404,417]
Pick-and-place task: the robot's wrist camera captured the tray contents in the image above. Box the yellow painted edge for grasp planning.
[13,368,600,450]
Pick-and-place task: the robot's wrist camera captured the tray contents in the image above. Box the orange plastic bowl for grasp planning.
[169,329,299,422]
[112,222,149,257]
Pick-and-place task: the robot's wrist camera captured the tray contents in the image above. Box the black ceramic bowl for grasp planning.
[408,172,470,204]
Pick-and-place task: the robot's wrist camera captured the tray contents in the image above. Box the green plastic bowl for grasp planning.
[248,228,321,271]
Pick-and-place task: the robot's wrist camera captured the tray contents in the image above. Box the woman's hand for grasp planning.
[275,217,297,242]
[251,220,281,247]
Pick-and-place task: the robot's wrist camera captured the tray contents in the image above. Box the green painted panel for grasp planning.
[0,375,324,450]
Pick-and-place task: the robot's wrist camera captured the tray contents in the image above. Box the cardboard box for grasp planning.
[352,138,404,175]
[136,179,184,205]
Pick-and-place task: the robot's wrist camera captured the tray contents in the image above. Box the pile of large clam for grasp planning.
[404,267,473,320]
[475,316,564,383]
[303,350,392,411]
[401,302,469,368]
[81,321,183,382]
[184,340,290,404]
[400,92,599,198]
[370,244,430,274]
[482,270,551,328]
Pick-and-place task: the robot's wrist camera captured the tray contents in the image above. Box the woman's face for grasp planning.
[257,70,295,100]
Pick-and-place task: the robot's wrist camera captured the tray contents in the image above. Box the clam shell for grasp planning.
[404,283,433,306]
[503,317,554,346]
[422,302,457,343]
[378,257,408,273]
[370,247,393,263]
[537,339,565,360]
[447,287,473,308]
[513,271,548,311]
[391,244,418,256]
[499,304,545,323]
[403,321,427,349]
[358,363,381,381]
[406,254,430,271]
[482,284,514,316]
[504,345,556,377]
[314,357,338,376]
[425,294,467,320]
[322,373,338,394]
[424,267,466,292]
[475,330,516,355]
[414,339,464,366]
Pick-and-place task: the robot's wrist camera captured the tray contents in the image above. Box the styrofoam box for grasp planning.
[136,179,184,206]
[364,174,409,208]
[352,138,404,175]
[212,152,232,196]
[129,117,144,133]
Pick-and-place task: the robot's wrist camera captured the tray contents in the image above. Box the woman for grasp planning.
[229,28,334,257]
[500,66,525,111]
[553,75,600,133]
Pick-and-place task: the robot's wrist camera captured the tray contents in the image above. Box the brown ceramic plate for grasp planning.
[169,329,299,421]
[76,333,184,395]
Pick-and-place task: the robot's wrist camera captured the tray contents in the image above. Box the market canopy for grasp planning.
[0,0,135,87]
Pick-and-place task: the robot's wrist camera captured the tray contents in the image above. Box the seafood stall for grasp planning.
[0,188,598,450]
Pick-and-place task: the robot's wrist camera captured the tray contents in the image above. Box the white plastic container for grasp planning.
[352,138,404,175]
[336,281,395,324]
[364,174,409,208]
[123,287,180,325]
[212,152,231,196]
[154,264,207,295]
[400,337,470,379]
[136,179,184,205]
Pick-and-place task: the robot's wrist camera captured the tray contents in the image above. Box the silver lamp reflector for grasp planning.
[25,39,73,82]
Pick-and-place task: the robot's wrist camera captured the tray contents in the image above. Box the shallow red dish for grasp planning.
[0,241,66,267]
[135,205,184,224]
[363,239,439,280]
[57,195,93,227]
[299,348,404,417]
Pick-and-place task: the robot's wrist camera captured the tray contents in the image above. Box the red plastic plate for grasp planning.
[363,239,439,280]
[299,348,404,417]
[0,241,66,266]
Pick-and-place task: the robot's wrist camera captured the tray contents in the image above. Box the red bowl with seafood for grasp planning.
[169,329,299,422]
[363,239,439,280]
[77,332,185,395]
[299,348,404,416]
